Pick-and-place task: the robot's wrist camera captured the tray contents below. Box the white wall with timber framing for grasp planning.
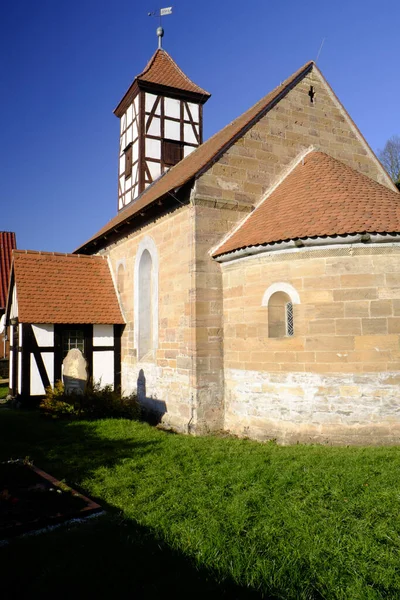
[8,320,123,403]
[118,90,203,211]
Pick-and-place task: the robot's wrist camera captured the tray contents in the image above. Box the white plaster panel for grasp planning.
[126,125,133,145]
[93,324,114,346]
[19,325,23,347]
[132,184,138,199]
[32,324,54,347]
[43,353,54,388]
[131,163,138,186]
[127,104,133,125]
[93,351,114,387]
[184,145,195,158]
[9,349,13,383]
[132,140,138,163]
[164,119,180,141]
[186,102,199,123]
[147,117,161,137]
[124,176,131,192]
[184,123,197,145]
[30,355,44,395]
[148,161,161,181]
[132,120,138,140]
[18,352,21,394]
[134,95,139,117]
[125,189,132,205]
[164,97,180,119]
[145,138,161,159]
[119,156,124,175]
[145,93,158,113]
[10,286,18,319]
[120,113,126,134]
[119,197,124,210]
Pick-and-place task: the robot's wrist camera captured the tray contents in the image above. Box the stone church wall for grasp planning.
[103,205,195,432]
[221,245,400,445]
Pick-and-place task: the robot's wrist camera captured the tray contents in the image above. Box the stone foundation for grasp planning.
[224,368,400,445]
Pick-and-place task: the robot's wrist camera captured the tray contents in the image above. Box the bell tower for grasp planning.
[114,33,210,211]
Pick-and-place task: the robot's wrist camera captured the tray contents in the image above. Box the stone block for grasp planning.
[370,300,392,317]
[333,288,377,302]
[388,318,400,334]
[309,319,336,334]
[361,318,388,335]
[340,273,384,288]
[344,301,370,318]
[335,318,362,335]
[305,336,355,351]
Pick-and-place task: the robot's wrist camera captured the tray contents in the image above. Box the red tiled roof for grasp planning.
[213,151,400,257]
[77,61,314,252]
[11,251,124,324]
[137,49,210,96]
[114,49,210,116]
[0,232,16,310]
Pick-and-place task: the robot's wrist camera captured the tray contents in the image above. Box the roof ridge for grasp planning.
[13,249,105,259]
[137,49,159,78]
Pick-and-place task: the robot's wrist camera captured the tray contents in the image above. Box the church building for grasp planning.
[7,38,400,444]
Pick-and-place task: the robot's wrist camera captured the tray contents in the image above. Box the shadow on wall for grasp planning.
[137,368,167,425]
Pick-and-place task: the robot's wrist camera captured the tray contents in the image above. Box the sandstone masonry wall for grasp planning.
[222,245,400,444]
[103,205,194,432]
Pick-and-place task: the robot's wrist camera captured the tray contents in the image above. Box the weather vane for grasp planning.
[148,6,173,49]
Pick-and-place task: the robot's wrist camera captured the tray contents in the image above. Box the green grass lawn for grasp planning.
[0,382,8,399]
[1,410,400,599]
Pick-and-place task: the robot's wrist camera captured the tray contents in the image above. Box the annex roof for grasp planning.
[114,49,211,117]
[0,231,16,310]
[10,251,124,324]
[77,60,314,253]
[213,151,400,257]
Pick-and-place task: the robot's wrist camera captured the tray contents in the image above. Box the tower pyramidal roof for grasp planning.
[114,48,210,117]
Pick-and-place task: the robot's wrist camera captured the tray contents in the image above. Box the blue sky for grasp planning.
[1,0,399,253]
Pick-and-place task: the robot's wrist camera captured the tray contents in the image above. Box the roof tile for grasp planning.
[11,251,124,324]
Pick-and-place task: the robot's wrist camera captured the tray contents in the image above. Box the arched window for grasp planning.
[262,283,300,339]
[134,237,159,360]
[138,250,152,359]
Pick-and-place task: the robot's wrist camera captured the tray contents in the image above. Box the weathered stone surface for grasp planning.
[63,349,88,395]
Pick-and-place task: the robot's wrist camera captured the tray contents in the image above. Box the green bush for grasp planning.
[40,380,140,421]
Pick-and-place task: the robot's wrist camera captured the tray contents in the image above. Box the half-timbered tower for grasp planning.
[114,49,210,211]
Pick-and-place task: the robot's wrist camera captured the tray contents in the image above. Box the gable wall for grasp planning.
[196,68,391,211]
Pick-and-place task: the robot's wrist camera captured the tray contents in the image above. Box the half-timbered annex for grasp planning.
[6,251,124,402]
